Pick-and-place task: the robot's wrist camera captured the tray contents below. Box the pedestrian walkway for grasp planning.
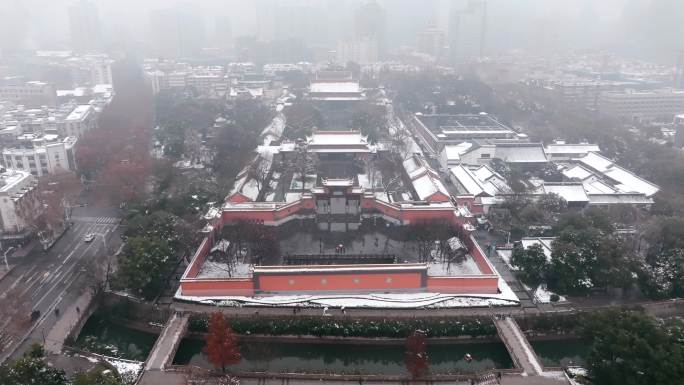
[145,313,189,370]
[45,290,93,354]
[493,316,543,376]
[71,216,120,225]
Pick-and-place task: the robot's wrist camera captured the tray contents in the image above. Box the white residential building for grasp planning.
[0,81,57,107]
[1,136,78,177]
[0,169,39,235]
[64,104,97,138]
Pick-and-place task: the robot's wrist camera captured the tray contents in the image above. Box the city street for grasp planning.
[0,206,122,362]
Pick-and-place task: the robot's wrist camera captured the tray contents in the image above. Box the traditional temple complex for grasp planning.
[177,128,512,306]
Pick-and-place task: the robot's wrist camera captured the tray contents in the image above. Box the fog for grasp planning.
[0,0,682,63]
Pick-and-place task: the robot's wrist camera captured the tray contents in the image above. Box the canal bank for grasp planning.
[71,308,590,379]
[67,296,619,383]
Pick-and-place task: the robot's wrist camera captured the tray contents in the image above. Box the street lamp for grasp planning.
[3,246,15,272]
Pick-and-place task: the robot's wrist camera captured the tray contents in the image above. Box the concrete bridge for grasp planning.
[493,316,543,376]
[144,312,189,371]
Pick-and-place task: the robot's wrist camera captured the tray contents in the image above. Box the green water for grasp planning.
[75,314,159,361]
[173,338,513,375]
[530,339,588,367]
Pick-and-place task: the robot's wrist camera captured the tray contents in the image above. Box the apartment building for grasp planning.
[599,88,684,122]
[1,135,78,177]
[0,169,39,235]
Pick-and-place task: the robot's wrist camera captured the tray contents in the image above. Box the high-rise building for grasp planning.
[448,0,487,62]
[353,0,386,59]
[212,16,233,49]
[417,27,446,59]
[149,6,205,58]
[337,38,378,64]
[68,0,103,53]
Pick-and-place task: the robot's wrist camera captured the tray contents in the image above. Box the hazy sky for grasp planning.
[1,0,682,63]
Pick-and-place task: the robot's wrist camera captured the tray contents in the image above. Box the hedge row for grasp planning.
[188,315,497,338]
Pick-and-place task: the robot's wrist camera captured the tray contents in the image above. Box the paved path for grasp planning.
[494,317,543,376]
[145,313,189,370]
[44,290,93,354]
[137,371,188,385]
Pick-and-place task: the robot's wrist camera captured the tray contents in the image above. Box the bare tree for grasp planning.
[292,141,316,191]
[247,157,271,200]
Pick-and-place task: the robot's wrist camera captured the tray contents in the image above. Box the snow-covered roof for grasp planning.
[587,193,654,205]
[450,164,509,197]
[472,164,495,181]
[412,173,449,201]
[542,183,589,203]
[576,152,659,197]
[66,105,91,121]
[583,179,617,194]
[562,164,594,180]
[544,143,600,155]
[309,81,361,94]
[441,142,473,162]
[449,165,487,196]
[403,154,439,181]
[493,143,548,163]
[306,131,372,153]
[576,152,614,172]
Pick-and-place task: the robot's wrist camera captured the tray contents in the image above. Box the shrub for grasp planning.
[188,314,497,338]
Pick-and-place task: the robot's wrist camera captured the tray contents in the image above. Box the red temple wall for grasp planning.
[180,279,254,296]
[257,272,423,292]
[427,276,499,294]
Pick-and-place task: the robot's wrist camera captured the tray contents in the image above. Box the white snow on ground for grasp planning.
[496,249,517,270]
[533,284,567,304]
[176,278,518,308]
[76,353,143,382]
[285,192,302,203]
[105,356,143,382]
[197,260,252,278]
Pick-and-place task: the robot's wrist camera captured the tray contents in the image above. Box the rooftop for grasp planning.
[306,131,372,153]
[66,105,91,121]
[544,143,600,155]
[309,81,361,94]
[0,169,33,195]
[492,143,548,163]
[575,152,660,197]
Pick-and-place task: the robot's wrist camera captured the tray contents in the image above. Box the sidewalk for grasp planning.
[44,290,94,354]
[0,264,15,281]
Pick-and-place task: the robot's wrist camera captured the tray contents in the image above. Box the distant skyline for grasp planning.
[0,0,682,63]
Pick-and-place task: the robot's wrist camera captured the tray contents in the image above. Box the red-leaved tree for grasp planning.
[405,330,429,378]
[204,312,241,373]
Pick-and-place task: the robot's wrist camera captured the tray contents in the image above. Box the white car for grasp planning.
[84,233,96,243]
